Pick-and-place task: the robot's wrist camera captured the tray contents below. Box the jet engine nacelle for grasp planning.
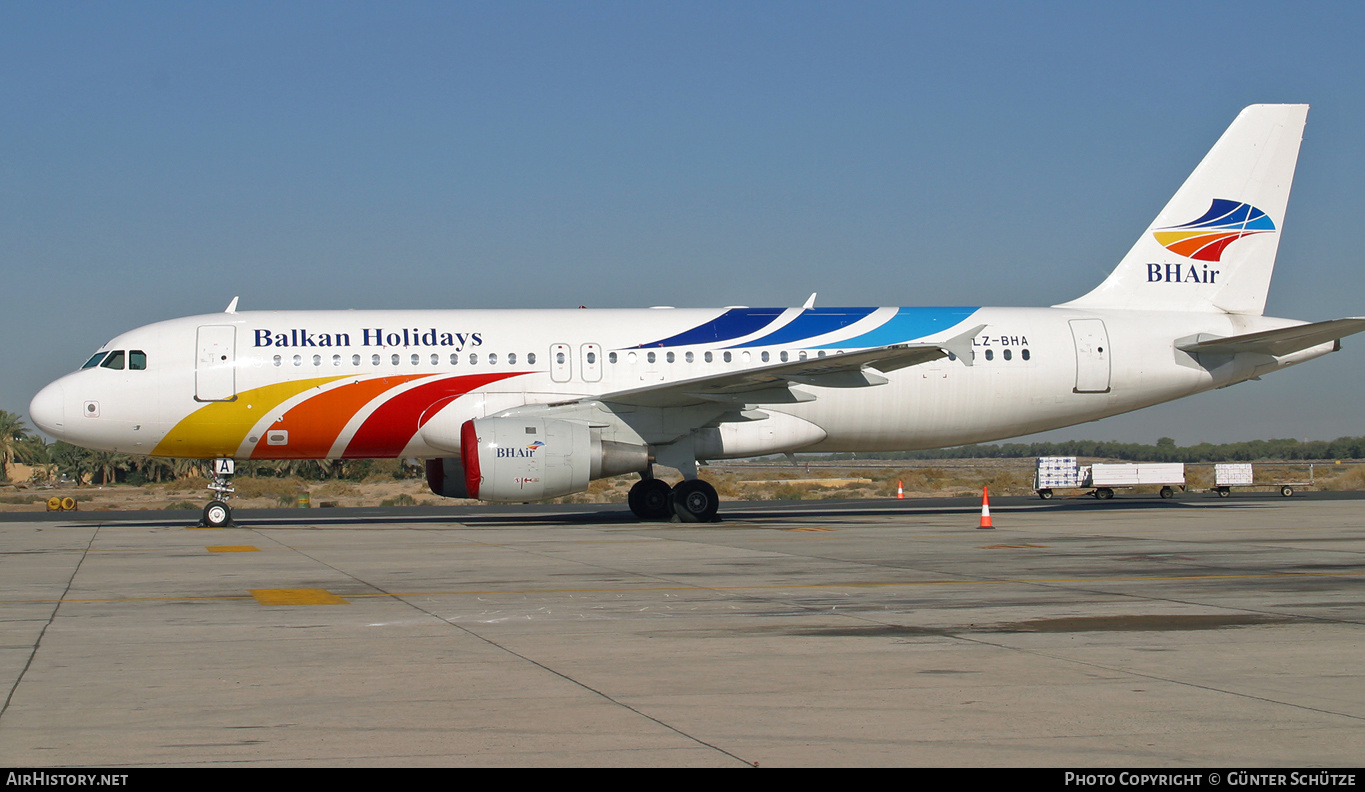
[447,416,648,503]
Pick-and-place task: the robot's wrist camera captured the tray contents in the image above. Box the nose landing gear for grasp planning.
[200,458,236,528]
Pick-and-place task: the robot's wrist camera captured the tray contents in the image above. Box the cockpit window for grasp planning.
[129,350,147,370]
[100,351,126,370]
[82,352,108,369]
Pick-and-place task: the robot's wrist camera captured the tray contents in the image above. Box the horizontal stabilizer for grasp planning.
[1176,317,1365,357]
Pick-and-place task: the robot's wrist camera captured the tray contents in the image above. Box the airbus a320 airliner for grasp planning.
[29,104,1365,526]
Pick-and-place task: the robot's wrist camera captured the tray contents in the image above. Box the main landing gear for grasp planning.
[627,473,720,523]
[201,458,236,528]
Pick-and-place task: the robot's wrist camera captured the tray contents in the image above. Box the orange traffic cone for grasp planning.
[978,486,994,529]
[896,480,904,499]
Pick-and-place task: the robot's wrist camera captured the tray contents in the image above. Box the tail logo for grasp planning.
[1152,199,1275,262]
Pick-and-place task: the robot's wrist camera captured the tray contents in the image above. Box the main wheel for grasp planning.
[670,479,719,523]
[628,479,673,521]
[202,500,233,528]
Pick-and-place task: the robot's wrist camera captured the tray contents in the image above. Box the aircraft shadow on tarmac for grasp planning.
[14,490,1357,529]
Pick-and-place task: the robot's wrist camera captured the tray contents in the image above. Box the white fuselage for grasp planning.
[28,305,1328,462]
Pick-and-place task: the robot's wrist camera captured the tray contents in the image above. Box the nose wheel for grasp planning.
[203,500,233,528]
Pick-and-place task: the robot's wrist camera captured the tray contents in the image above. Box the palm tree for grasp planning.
[0,410,31,483]
[130,454,176,484]
[86,451,132,486]
[15,435,55,484]
[50,442,94,485]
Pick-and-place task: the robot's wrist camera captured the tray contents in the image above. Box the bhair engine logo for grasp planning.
[496,441,544,459]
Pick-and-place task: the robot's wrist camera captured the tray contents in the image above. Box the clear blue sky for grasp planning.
[4,1,1363,445]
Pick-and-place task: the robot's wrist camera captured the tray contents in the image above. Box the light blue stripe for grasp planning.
[812,307,979,349]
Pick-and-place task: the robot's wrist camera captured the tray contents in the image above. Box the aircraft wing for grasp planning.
[1176,317,1365,357]
[596,324,985,409]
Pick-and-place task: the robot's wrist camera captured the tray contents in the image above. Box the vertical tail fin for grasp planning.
[1060,104,1308,315]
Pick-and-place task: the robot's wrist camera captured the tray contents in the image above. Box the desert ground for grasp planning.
[2,458,1357,513]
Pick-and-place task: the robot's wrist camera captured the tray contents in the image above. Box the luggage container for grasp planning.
[1212,462,1312,497]
[1033,457,1081,499]
[1034,458,1187,500]
[1086,463,1185,499]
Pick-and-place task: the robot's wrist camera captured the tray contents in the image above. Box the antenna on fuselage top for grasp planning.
[225,296,239,314]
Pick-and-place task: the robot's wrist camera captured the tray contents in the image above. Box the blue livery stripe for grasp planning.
[729,307,879,348]
[813,307,979,348]
[631,308,784,348]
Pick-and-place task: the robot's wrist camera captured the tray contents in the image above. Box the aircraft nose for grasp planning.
[29,380,67,437]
